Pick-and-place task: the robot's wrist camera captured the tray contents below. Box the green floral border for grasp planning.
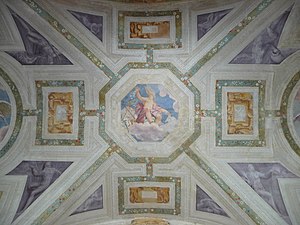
[215,80,266,147]
[35,80,85,146]
[118,176,181,215]
[118,10,182,49]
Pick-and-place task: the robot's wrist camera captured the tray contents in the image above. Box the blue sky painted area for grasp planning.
[0,89,10,103]
[121,84,178,124]
[0,88,11,128]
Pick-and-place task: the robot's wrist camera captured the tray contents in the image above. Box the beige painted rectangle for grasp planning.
[129,187,169,203]
[48,92,73,134]
[227,92,253,135]
[130,21,170,39]
[222,87,259,140]
[124,16,175,44]
[42,87,79,140]
[124,181,175,209]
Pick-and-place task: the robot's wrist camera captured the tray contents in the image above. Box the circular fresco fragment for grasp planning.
[0,81,11,143]
[121,84,179,142]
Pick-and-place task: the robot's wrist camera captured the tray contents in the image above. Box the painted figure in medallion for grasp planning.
[121,84,178,142]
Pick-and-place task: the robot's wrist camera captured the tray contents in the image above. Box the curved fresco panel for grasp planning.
[121,84,179,142]
[0,81,11,143]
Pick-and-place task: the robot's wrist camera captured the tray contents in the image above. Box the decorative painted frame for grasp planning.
[35,80,85,146]
[118,176,181,215]
[118,10,182,49]
[215,80,266,147]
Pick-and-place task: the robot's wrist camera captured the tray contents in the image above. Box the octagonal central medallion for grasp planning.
[121,84,179,142]
[106,69,194,157]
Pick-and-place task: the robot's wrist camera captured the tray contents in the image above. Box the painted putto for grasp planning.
[121,84,178,142]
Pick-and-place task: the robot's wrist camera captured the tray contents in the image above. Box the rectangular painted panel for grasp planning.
[129,187,170,203]
[227,92,253,135]
[48,92,73,134]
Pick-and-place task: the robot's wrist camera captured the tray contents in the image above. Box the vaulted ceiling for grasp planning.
[0,0,300,225]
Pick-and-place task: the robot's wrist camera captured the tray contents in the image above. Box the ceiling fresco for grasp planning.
[0,0,300,225]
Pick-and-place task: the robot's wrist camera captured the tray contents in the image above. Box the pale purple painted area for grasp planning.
[230,163,298,225]
[71,185,103,215]
[7,161,72,219]
[197,9,231,40]
[230,9,299,64]
[6,9,72,65]
[196,185,228,217]
[69,10,103,42]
